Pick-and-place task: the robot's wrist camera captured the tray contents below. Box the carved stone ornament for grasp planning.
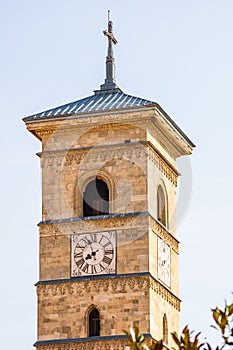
[150,217,179,253]
[37,275,180,311]
[146,144,178,186]
[39,141,178,186]
[150,277,181,311]
[35,338,128,350]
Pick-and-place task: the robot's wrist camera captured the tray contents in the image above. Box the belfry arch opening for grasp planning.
[88,308,100,337]
[157,185,167,227]
[83,178,109,217]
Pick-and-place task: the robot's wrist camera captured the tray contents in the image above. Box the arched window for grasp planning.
[89,308,100,337]
[163,313,168,344]
[157,185,167,227]
[83,178,109,217]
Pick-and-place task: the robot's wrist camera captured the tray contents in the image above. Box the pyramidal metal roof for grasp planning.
[23,91,156,121]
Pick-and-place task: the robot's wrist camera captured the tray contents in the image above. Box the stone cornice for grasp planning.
[38,212,149,237]
[35,272,149,286]
[25,107,194,158]
[26,106,155,124]
[26,110,154,140]
[148,114,193,158]
[36,274,180,311]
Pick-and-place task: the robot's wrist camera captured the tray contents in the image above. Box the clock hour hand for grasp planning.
[85,253,92,260]
[91,250,99,260]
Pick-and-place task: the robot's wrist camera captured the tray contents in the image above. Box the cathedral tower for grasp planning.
[23,15,194,350]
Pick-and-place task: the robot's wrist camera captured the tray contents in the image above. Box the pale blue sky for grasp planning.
[1,1,233,349]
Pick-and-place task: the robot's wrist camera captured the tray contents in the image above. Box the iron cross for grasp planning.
[103,11,118,49]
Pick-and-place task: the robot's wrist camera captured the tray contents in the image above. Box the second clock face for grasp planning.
[71,231,116,277]
[157,237,171,287]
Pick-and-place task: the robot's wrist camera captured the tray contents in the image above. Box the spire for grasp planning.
[97,11,122,94]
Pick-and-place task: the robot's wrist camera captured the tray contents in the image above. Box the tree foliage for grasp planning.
[123,324,163,350]
[123,301,233,350]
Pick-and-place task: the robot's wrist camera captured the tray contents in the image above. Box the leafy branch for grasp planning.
[123,301,233,350]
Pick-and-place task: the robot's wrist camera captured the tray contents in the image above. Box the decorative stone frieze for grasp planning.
[36,276,149,298]
[146,144,178,186]
[150,217,179,253]
[35,339,128,350]
[36,129,54,139]
[149,277,181,311]
[36,275,180,311]
[39,143,146,169]
[39,140,178,186]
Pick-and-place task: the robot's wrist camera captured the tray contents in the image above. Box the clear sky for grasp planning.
[1,1,233,349]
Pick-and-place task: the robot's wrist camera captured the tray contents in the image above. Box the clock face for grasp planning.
[157,237,171,287]
[71,231,116,277]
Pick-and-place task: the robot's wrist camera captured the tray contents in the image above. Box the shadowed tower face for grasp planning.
[23,13,194,350]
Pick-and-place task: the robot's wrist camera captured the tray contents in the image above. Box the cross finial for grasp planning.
[98,11,121,93]
[103,11,118,57]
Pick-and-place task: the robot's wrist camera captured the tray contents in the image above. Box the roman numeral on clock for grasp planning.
[91,265,97,274]
[98,235,104,244]
[90,234,97,242]
[80,237,89,245]
[98,263,106,272]
[74,251,83,259]
[76,258,85,269]
[102,256,112,265]
[82,263,89,273]
[105,249,113,255]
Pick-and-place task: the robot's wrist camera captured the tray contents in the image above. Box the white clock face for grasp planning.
[158,237,171,287]
[71,231,116,277]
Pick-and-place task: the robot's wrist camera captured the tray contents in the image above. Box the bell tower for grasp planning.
[23,14,194,350]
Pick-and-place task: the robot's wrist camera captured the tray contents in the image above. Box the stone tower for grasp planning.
[23,16,194,350]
